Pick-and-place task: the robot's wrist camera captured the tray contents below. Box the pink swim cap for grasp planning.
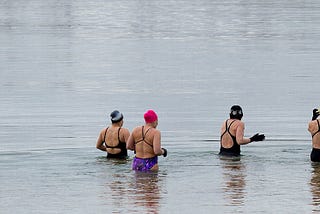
[144,110,158,123]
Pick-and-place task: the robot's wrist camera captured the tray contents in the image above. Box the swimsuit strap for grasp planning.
[117,127,122,142]
[227,120,236,137]
[220,121,228,139]
[105,127,121,148]
[220,120,236,139]
[134,126,145,144]
[143,126,152,140]
[141,125,145,139]
[103,127,109,142]
[135,126,153,147]
[312,119,320,138]
[143,126,153,147]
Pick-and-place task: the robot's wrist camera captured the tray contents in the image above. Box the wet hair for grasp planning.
[110,110,123,123]
[229,105,243,120]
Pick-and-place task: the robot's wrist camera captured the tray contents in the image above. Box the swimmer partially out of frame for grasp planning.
[127,110,167,171]
[308,108,320,162]
[219,105,265,156]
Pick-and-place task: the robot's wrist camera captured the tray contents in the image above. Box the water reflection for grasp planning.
[310,162,320,212]
[220,157,246,206]
[128,172,163,214]
[97,155,165,213]
[96,157,132,212]
[108,173,129,212]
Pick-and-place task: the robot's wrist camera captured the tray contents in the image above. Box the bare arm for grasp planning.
[120,128,130,143]
[152,130,164,156]
[235,123,251,145]
[126,130,135,150]
[308,121,319,136]
[96,129,106,151]
[308,122,312,134]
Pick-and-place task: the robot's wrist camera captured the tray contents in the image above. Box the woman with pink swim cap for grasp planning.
[127,110,167,171]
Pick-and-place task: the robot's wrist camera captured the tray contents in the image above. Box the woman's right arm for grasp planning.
[235,122,251,145]
[96,129,106,151]
[309,121,316,135]
[126,129,135,150]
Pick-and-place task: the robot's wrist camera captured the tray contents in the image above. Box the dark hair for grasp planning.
[229,105,243,120]
[110,110,123,123]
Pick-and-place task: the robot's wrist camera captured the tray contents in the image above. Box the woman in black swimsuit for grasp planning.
[219,105,265,156]
[308,108,320,162]
[96,110,130,159]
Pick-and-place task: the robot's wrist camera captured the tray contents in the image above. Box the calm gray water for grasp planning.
[1,0,320,213]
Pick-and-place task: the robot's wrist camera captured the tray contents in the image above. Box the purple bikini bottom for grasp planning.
[132,156,158,171]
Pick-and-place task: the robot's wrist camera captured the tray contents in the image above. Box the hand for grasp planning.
[312,109,320,120]
[162,148,167,157]
[250,133,265,142]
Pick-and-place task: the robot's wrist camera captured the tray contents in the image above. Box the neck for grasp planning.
[145,122,156,128]
[112,122,122,127]
[230,118,241,121]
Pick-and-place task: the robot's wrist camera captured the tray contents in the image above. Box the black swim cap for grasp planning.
[230,105,243,120]
[110,110,123,123]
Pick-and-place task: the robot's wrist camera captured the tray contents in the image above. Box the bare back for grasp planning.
[96,125,130,154]
[309,119,320,149]
[129,125,161,158]
[220,119,249,147]
[105,127,125,154]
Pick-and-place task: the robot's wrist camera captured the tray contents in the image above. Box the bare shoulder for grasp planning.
[121,127,130,131]
[234,120,245,129]
[120,127,130,134]
[309,120,317,129]
[153,128,161,134]
[147,127,160,137]
[100,127,107,134]
[310,120,317,125]
[234,119,244,125]
[132,126,142,133]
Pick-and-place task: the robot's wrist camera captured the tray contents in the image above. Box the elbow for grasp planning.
[96,145,105,151]
[126,144,134,151]
[96,142,105,151]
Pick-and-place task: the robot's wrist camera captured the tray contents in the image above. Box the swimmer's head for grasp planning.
[110,110,123,123]
[230,105,243,120]
[144,109,158,124]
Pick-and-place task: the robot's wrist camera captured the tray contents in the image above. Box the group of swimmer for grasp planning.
[96,105,320,171]
[96,109,166,171]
